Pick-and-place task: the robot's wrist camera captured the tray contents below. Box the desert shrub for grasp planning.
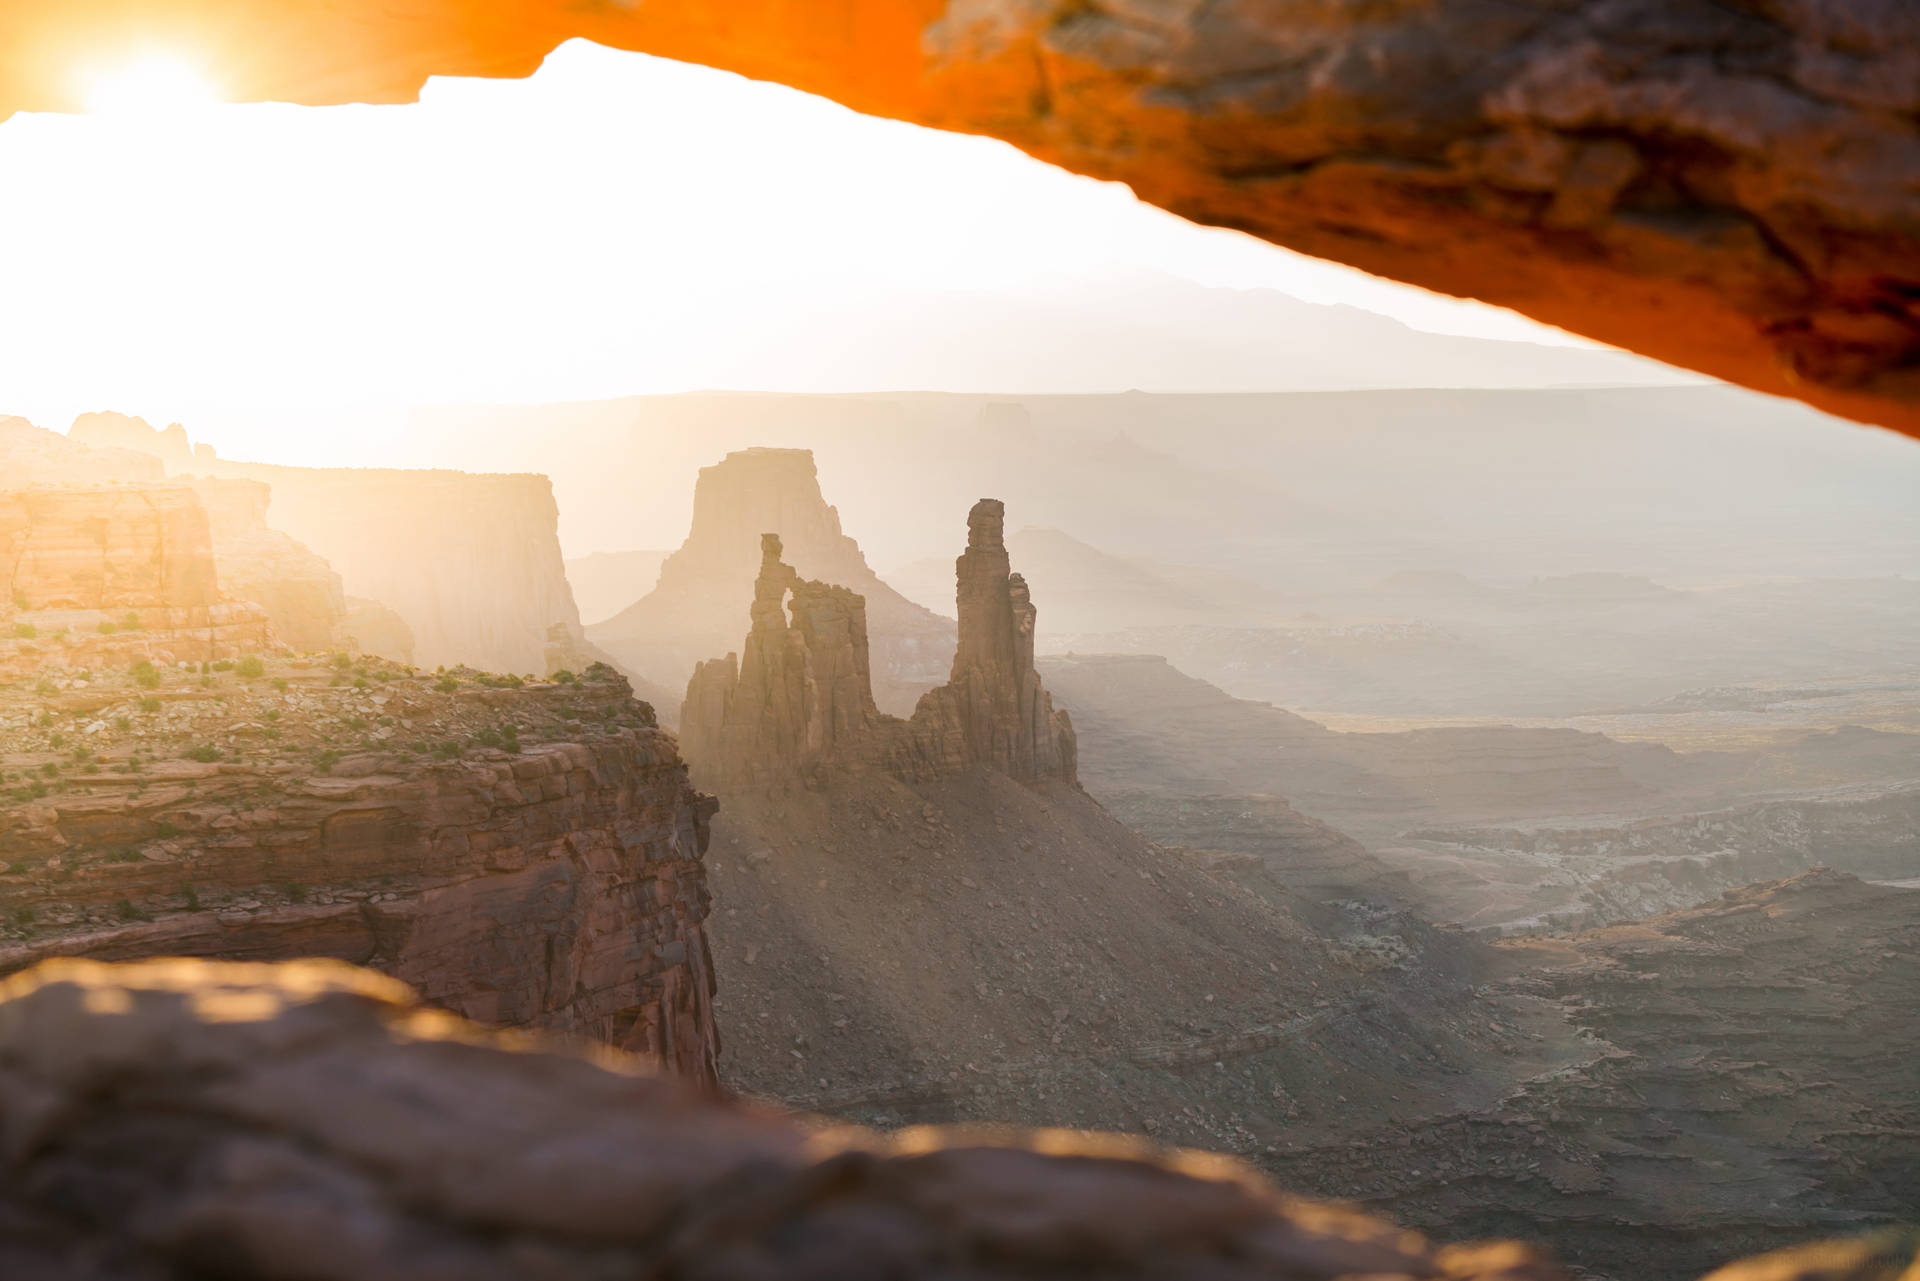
[314,749,343,774]
[263,708,281,722]
[96,620,117,635]
[552,669,577,686]
[11,622,36,639]
[113,716,130,731]
[182,885,200,911]
[434,677,459,693]
[131,660,161,689]
[331,653,352,670]
[271,676,289,691]
[137,695,161,712]
[434,740,461,759]
[114,898,149,922]
[153,820,178,837]
[342,715,367,731]
[106,848,140,864]
[34,677,56,695]
[184,745,221,763]
[39,763,59,778]
[236,655,265,678]
[211,659,234,673]
[281,882,307,903]
[12,906,33,926]
[120,612,142,632]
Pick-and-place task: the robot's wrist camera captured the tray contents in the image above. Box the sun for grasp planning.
[78,54,221,117]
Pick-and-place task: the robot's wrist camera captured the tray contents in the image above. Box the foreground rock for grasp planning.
[0,658,720,1082]
[4,5,1916,435]
[0,953,1864,1281]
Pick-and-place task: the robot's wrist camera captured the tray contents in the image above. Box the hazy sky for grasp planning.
[0,40,1621,461]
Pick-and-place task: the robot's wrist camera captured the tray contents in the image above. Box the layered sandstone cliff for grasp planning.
[680,500,1075,790]
[0,657,721,1082]
[186,476,348,654]
[594,448,955,717]
[0,483,272,678]
[68,414,586,675]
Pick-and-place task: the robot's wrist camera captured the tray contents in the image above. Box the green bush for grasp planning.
[138,695,161,713]
[182,885,200,911]
[271,677,289,691]
[184,745,221,763]
[131,660,161,689]
[12,906,34,926]
[315,749,344,774]
[236,655,265,678]
[11,622,36,640]
[435,677,460,693]
[96,620,117,635]
[120,612,143,632]
[211,659,234,673]
[331,653,352,670]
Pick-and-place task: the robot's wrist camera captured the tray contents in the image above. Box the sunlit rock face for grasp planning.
[0,663,721,1083]
[679,500,1075,789]
[912,499,1076,784]
[592,448,956,717]
[0,953,1907,1280]
[4,2,1917,435]
[64,413,588,675]
[187,476,347,654]
[0,484,274,675]
[2,484,218,613]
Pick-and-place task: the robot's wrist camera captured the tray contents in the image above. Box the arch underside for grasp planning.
[3,0,1916,439]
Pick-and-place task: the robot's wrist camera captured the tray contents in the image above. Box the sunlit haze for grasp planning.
[0,39,1632,466]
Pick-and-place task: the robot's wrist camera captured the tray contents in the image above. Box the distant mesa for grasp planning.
[681,498,1075,790]
[48,412,584,675]
[590,448,956,719]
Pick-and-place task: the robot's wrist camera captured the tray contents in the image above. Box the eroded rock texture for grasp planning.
[3,3,1918,434]
[680,501,1075,790]
[0,954,1909,1281]
[0,664,721,1083]
[0,484,272,676]
[593,448,955,717]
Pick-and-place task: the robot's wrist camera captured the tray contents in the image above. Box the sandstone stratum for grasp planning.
[65,413,589,676]
[0,952,1912,1281]
[0,653,721,1082]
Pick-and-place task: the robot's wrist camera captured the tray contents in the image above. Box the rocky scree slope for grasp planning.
[1256,870,1920,1281]
[0,656,721,1081]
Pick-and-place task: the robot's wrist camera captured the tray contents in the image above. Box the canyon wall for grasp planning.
[0,483,273,677]
[0,658,722,1083]
[680,500,1075,790]
[187,476,348,654]
[68,414,585,675]
[593,448,955,717]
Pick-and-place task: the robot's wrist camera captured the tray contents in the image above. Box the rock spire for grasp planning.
[680,503,1076,790]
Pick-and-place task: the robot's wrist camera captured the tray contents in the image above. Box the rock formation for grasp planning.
[1,416,162,485]
[912,499,1076,784]
[0,951,1899,1279]
[592,449,955,717]
[63,413,590,675]
[5,5,1918,437]
[186,476,347,654]
[0,483,272,677]
[0,657,721,1082]
[679,501,1075,791]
